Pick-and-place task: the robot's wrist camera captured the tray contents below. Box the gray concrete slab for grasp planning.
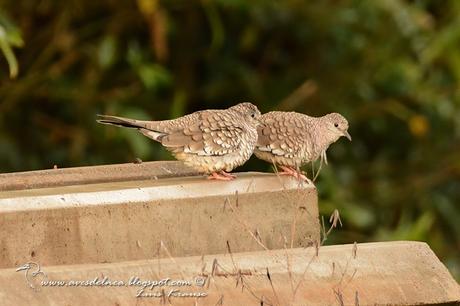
[0,172,319,268]
[0,161,200,191]
[1,241,458,305]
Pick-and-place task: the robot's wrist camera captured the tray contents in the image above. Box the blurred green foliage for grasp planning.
[0,0,459,279]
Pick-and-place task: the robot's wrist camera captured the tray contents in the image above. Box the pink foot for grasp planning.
[278,166,312,183]
[207,172,234,181]
[220,171,236,179]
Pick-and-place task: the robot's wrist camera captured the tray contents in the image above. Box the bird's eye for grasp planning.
[251,113,256,118]
[334,123,339,128]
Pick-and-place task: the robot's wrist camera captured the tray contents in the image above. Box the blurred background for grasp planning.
[0,0,459,279]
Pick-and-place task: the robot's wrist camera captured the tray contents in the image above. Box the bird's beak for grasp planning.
[343,131,352,141]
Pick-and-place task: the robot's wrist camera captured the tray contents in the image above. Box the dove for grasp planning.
[254,111,351,182]
[97,103,261,180]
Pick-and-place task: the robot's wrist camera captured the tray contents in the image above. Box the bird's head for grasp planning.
[229,102,261,126]
[323,113,351,142]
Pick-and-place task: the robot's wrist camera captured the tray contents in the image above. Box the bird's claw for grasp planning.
[278,166,313,184]
[207,171,236,181]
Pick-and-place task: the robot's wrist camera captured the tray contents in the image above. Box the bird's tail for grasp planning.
[96,114,165,141]
[96,115,148,129]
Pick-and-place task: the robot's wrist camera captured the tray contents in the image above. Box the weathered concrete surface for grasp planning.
[0,173,319,268]
[0,161,200,191]
[1,242,458,306]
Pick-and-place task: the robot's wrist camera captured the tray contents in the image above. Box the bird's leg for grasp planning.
[219,171,236,179]
[295,167,313,184]
[278,166,313,184]
[278,165,297,176]
[207,172,233,181]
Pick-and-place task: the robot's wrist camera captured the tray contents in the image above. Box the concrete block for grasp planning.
[1,241,458,305]
[0,161,200,191]
[0,172,319,268]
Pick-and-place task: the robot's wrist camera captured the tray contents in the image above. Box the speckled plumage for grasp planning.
[255,111,351,172]
[97,103,260,175]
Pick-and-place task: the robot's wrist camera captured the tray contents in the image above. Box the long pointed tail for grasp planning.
[96,114,166,141]
[96,115,147,129]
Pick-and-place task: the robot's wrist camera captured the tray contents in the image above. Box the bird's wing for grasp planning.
[160,111,244,156]
[257,113,310,158]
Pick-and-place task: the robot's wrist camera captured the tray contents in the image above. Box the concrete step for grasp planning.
[0,161,200,191]
[0,171,319,268]
[2,241,459,305]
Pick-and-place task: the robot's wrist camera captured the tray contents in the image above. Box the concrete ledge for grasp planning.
[0,172,319,268]
[1,242,458,305]
[0,161,200,191]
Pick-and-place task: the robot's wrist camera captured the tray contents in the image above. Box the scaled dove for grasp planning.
[97,103,261,180]
[255,111,351,181]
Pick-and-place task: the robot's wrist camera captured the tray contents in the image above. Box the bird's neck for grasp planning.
[311,120,335,156]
